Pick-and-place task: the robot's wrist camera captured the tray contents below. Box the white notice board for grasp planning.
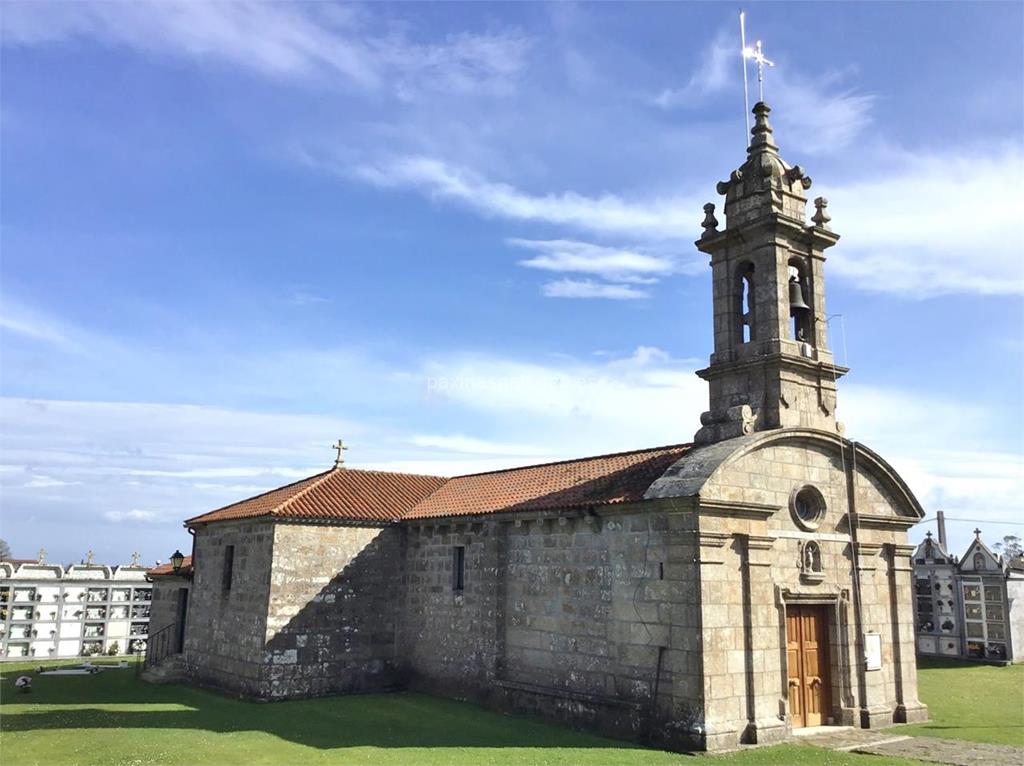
[864,632,882,670]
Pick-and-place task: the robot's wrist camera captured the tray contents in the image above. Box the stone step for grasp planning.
[141,654,186,684]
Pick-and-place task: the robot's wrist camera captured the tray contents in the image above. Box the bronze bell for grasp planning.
[789,276,811,314]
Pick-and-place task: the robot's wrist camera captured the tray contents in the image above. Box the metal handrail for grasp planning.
[142,623,177,671]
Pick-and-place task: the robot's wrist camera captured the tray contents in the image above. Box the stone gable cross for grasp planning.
[333,439,349,468]
[131,551,141,567]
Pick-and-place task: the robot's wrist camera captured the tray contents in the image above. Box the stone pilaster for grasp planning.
[741,534,787,744]
[851,541,890,727]
[888,543,928,724]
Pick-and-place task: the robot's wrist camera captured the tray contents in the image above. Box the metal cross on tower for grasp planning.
[333,438,349,468]
[745,39,774,104]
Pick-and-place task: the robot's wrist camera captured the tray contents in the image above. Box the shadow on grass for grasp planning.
[0,670,660,753]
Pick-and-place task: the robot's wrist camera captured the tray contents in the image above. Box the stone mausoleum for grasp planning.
[150,102,928,751]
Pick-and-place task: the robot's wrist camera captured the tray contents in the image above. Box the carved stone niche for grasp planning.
[800,540,825,584]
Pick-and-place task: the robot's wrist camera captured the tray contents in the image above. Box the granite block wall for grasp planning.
[149,576,188,638]
[261,523,404,699]
[184,519,274,696]
[399,504,706,749]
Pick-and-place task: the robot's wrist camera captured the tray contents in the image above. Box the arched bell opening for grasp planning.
[787,258,813,345]
[736,262,756,345]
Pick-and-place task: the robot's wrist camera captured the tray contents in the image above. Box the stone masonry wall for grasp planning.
[400,504,705,749]
[262,523,403,699]
[149,576,188,639]
[184,519,274,696]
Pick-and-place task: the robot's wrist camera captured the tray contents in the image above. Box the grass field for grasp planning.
[1,657,1020,766]
[895,657,1024,746]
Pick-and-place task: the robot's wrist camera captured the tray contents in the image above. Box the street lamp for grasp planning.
[170,550,185,574]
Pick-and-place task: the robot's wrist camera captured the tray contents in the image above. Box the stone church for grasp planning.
[149,102,928,752]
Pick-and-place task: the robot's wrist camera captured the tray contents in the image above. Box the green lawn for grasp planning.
[893,657,1024,746]
[2,657,1016,766]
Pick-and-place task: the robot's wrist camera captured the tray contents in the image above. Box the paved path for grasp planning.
[799,727,1023,766]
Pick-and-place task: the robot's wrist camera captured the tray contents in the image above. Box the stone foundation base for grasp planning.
[746,718,789,745]
[860,705,895,729]
[836,706,859,726]
[703,729,742,752]
[894,702,929,724]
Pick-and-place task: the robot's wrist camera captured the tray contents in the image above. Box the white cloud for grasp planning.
[23,476,78,489]
[287,289,330,307]
[510,239,679,282]
[770,72,875,156]
[541,279,648,300]
[1,1,529,100]
[353,155,700,239]
[419,347,705,447]
[819,145,1024,296]
[406,434,549,457]
[0,304,81,351]
[652,28,733,108]
[104,509,161,523]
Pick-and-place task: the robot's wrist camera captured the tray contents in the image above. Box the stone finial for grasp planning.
[812,197,831,229]
[37,548,46,564]
[748,102,778,154]
[85,550,95,565]
[700,203,719,239]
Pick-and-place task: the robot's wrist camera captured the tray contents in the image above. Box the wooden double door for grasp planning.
[786,606,831,728]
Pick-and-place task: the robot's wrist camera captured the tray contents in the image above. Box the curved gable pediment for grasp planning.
[646,428,925,526]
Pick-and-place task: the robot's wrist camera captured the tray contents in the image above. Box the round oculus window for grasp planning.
[790,485,826,530]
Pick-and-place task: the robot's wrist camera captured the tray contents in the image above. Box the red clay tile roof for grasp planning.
[148,556,193,576]
[404,444,692,520]
[185,445,692,527]
[185,469,447,526]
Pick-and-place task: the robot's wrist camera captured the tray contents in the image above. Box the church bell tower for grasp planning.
[694,102,847,444]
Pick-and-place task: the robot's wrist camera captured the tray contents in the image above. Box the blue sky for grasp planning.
[1,1,1022,566]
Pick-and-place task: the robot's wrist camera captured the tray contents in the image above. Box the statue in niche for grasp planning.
[802,541,822,574]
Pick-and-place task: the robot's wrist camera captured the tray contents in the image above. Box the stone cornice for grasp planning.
[698,499,780,520]
[695,214,840,255]
[854,513,920,532]
[697,352,849,383]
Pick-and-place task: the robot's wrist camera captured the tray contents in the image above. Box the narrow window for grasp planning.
[453,546,465,591]
[739,264,755,344]
[222,545,235,592]
[658,562,665,580]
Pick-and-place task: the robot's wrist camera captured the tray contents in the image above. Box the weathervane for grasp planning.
[738,11,775,146]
